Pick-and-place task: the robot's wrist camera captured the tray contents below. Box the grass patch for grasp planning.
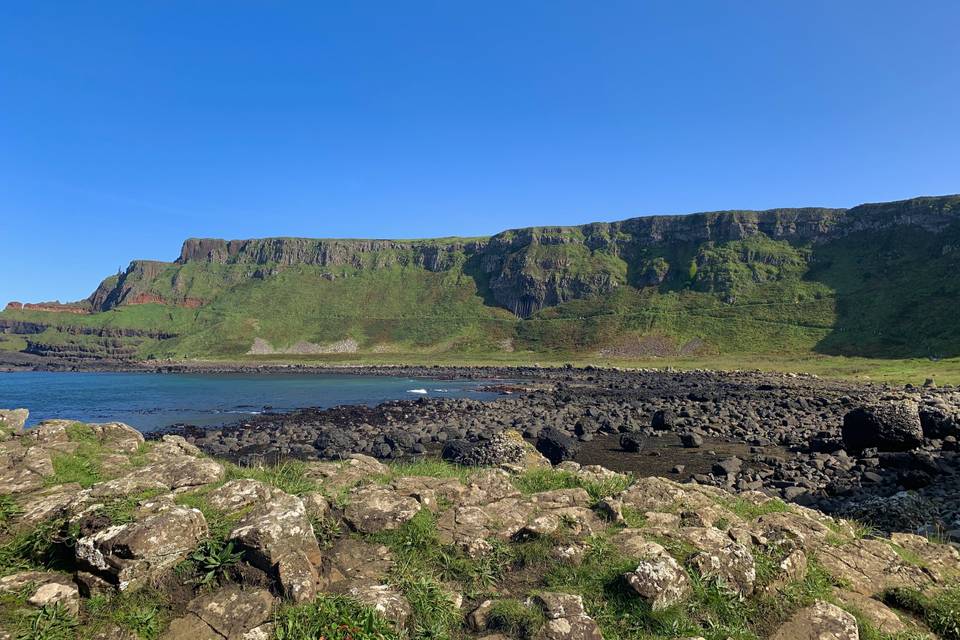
[512,467,633,504]
[15,603,77,640]
[224,461,319,496]
[46,452,101,488]
[377,459,476,483]
[0,494,22,530]
[486,599,546,639]
[366,510,511,636]
[273,594,400,640]
[0,519,75,577]
[884,583,960,640]
[85,588,172,640]
[715,496,789,521]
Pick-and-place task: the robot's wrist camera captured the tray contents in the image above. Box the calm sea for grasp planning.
[0,371,502,432]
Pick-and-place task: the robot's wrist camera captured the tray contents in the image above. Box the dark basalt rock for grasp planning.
[650,409,676,431]
[919,400,960,439]
[619,432,644,453]
[841,401,924,453]
[535,427,580,464]
[680,433,703,448]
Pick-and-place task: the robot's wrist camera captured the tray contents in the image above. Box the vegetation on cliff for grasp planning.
[2,194,958,362]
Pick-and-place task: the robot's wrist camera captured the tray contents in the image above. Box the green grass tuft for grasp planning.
[273,595,400,640]
[486,599,546,639]
[512,467,633,504]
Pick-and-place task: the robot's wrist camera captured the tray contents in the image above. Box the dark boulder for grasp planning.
[441,439,477,463]
[679,433,703,448]
[919,399,960,439]
[650,409,676,431]
[712,457,743,476]
[841,401,923,453]
[619,433,644,453]
[535,427,580,464]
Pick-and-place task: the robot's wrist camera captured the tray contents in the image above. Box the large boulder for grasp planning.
[76,505,208,590]
[919,397,960,439]
[770,601,858,640]
[650,409,676,431]
[0,409,28,439]
[841,401,923,452]
[530,593,602,640]
[442,431,528,467]
[229,493,321,602]
[535,427,579,464]
[163,586,276,640]
[623,542,692,610]
[343,485,421,534]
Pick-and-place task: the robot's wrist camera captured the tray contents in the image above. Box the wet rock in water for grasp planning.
[712,457,742,476]
[619,432,644,453]
[650,408,675,431]
[770,601,858,640]
[841,400,923,452]
[535,427,580,464]
[680,432,703,448]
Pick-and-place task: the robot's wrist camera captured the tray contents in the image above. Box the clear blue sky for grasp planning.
[2,1,958,303]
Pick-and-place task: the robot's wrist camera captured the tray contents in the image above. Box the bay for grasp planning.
[0,371,501,432]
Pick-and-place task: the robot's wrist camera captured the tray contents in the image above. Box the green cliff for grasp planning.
[3,194,959,361]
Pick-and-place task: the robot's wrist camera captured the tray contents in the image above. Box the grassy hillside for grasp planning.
[2,195,959,364]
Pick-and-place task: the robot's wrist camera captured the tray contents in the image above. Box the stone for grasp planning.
[535,427,580,464]
[832,588,906,634]
[206,479,275,513]
[76,505,207,590]
[530,593,602,640]
[770,601,858,640]
[346,583,412,628]
[0,408,28,438]
[186,586,276,639]
[619,432,644,453]
[343,485,421,534]
[842,401,923,452]
[126,456,225,490]
[229,493,322,592]
[467,599,496,631]
[680,433,703,448]
[623,542,692,610]
[818,538,930,596]
[25,582,80,616]
[651,409,675,431]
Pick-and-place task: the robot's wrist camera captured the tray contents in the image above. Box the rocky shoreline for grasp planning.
[144,368,960,540]
[2,409,960,639]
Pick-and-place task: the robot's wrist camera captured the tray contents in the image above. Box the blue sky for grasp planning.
[2,1,958,303]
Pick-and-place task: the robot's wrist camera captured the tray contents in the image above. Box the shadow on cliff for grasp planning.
[808,224,960,359]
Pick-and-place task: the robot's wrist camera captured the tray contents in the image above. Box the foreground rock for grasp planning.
[2,407,960,640]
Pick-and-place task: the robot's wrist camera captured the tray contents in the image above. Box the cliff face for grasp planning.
[75,194,960,319]
[3,193,959,361]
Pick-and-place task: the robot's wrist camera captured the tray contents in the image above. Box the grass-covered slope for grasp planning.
[2,194,959,361]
